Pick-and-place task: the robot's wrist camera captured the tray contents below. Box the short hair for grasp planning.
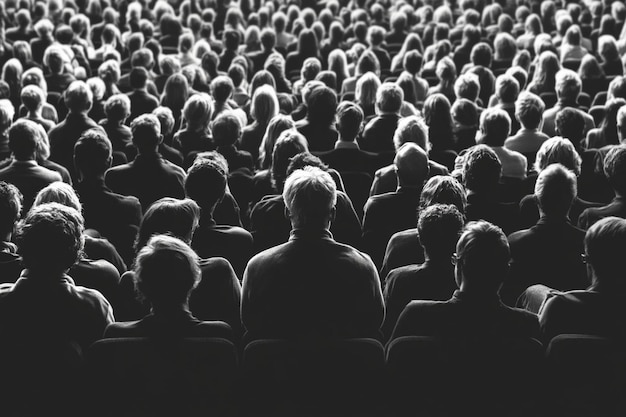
[435,56,456,81]
[131,114,161,152]
[603,145,626,195]
[130,48,154,69]
[377,83,404,114]
[129,67,149,89]
[271,130,309,190]
[507,65,528,91]
[495,74,520,104]
[337,102,364,140]
[555,108,586,143]
[480,108,511,146]
[306,86,337,126]
[159,55,181,75]
[403,50,423,74]
[8,119,40,160]
[212,111,241,147]
[152,106,175,136]
[418,204,465,257]
[456,220,510,287]
[367,25,385,46]
[227,63,246,88]
[185,158,227,211]
[260,27,276,50]
[462,145,502,192]
[283,166,337,225]
[33,182,82,212]
[301,57,322,81]
[454,73,480,102]
[20,84,45,112]
[104,94,131,122]
[420,175,467,214]
[555,69,582,101]
[182,93,213,129]
[178,33,195,53]
[250,84,279,124]
[98,60,121,84]
[64,81,93,113]
[210,76,234,102]
[15,203,84,273]
[584,216,626,282]
[136,197,200,253]
[0,181,22,236]
[470,42,493,67]
[74,128,112,176]
[534,163,577,217]
[393,115,429,151]
[515,92,545,129]
[534,136,582,175]
[134,234,201,305]
[451,98,479,128]
[394,143,429,186]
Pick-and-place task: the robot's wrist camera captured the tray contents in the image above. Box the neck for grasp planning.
[151,302,190,314]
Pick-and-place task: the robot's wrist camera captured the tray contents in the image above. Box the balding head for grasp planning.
[394,143,429,188]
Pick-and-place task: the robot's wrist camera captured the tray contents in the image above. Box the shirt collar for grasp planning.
[289,228,334,242]
[10,160,38,167]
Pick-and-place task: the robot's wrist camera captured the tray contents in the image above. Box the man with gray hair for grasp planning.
[541,69,595,137]
[242,166,384,342]
[360,82,404,153]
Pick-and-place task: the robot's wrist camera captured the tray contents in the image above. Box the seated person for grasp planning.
[104,234,234,341]
[504,164,589,308]
[115,198,241,336]
[478,107,527,180]
[390,220,539,341]
[212,111,254,173]
[98,94,133,158]
[0,203,114,350]
[127,67,159,124]
[504,91,549,163]
[21,85,55,132]
[536,217,626,343]
[492,74,522,135]
[242,166,384,342]
[295,86,340,152]
[186,157,253,279]
[382,204,464,341]
[0,182,23,283]
[172,93,215,160]
[359,83,403,153]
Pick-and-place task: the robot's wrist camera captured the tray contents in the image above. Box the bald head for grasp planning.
[394,143,429,187]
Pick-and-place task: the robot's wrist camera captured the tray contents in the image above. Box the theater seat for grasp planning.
[241,338,385,416]
[86,337,239,417]
[545,334,626,416]
[385,336,545,416]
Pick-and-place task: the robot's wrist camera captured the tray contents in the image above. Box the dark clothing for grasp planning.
[503,218,589,307]
[99,120,133,155]
[390,290,540,341]
[240,122,267,166]
[104,153,186,211]
[45,73,77,94]
[218,146,254,173]
[127,90,159,123]
[518,194,602,229]
[465,192,520,235]
[380,228,425,281]
[172,129,215,158]
[241,229,384,342]
[296,121,339,153]
[0,160,62,212]
[49,113,102,180]
[359,114,401,153]
[316,146,382,176]
[382,259,457,341]
[0,243,22,285]
[578,196,626,230]
[370,162,449,196]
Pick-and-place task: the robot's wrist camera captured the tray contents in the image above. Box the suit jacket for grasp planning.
[465,192,520,235]
[542,103,595,138]
[578,196,626,230]
[296,121,339,153]
[76,178,142,265]
[249,191,362,253]
[390,290,540,342]
[362,187,422,268]
[191,214,254,280]
[0,273,114,350]
[316,145,383,176]
[0,160,62,212]
[503,218,589,307]
[518,194,603,230]
[359,114,401,154]
[380,228,425,283]
[370,162,449,196]
[49,113,102,180]
[104,153,186,211]
[382,259,457,341]
[241,229,384,342]
[127,89,159,123]
[104,310,234,342]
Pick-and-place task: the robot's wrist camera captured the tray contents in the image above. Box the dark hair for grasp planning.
[555,108,585,144]
[337,102,364,140]
[306,86,337,126]
[418,204,464,258]
[0,181,22,236]
[462,145,502,193]
[185,158,227,211]
[130,66,149,89]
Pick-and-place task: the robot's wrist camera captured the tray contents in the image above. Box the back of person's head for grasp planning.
[451,98,479,128]
[212,111,241,147]
[182,93,213,130]
[130,48,154,70]
[455,220,510,290]
[534,136,581,175]
[479,108,511,146]
[185,158,227,212]
[454,73,480,102]
[418,203,464,259]
[515,91,545,129]
[337,101,363,141]
[306,86,337,126]
[134,234,201,306]
[355,72,380,107]
[584,216,626,286]
[403,50,423,75]
[33,182,81,212]
[599,35,619,62]
[435,56,456,82]
[534,163,577,218]
[603,145,626,195]
[301,57,322,82]
[43,46,66,74]
[393,114,429,151]
[64,81,93,113]
[555,108,585,144]
[152,106,175,137]
[419,175,467,214]
[283,166,337,228]
[0,181,22,237]
[608,76,626,101]
[259,115,295,169]
[15,203,84,274]
[355,50,381,77]
[210,75,234,103]
[20,84,45,113]
[285,153,330,177]
[555,69,582,101]
[271,130,309,191]
[136,197,200,252]
[394,142,429,187]
[131,114,162,153]
[470,42,493,67]
[251,84,279,125]
[8,119,39,161]
[104,94,131,123]
[462,145,502,193]
[129,66,149,90]
[495,74,520,104]
[493,32,517,61]
[376,82,403,114]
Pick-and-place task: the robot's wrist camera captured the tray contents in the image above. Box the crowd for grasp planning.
[0,0,625,414]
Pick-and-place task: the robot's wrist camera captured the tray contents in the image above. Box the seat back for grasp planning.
[545,334,626,416]
[386,336,545,416]
[241,338,385,416]
[86,337,238,417]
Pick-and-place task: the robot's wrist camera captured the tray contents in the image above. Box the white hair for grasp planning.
[283,166,337,225]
